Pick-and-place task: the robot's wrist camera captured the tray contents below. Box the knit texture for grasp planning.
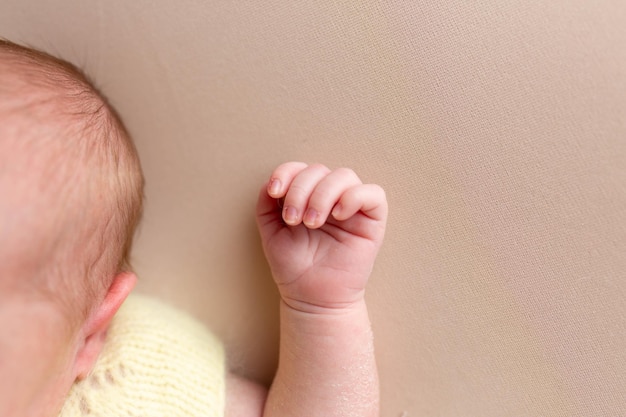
[59,294,225,417]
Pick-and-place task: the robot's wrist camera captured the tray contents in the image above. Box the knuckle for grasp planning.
[374,184,387,198]
[274,161,307,176]
[368,184,387,205]
[335,166,355,176]
[309,163,331,174]
[336,167,361,184]
[369,183,384,193]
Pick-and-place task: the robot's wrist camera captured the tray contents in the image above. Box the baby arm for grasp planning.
[228,162,386,417]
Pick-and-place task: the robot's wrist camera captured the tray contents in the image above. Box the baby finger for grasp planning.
[332,184,388,222]
[282,163,331,226]
[267,161,309,198]
[303,168,361,229]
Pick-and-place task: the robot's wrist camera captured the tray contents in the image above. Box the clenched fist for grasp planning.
[256,162,387,313]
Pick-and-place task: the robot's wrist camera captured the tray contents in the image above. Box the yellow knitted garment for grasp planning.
[58,294,225,417]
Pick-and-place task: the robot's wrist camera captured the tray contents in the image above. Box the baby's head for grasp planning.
[0,40,144,416]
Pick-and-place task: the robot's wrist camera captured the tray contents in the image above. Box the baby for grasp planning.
[0,39,387,417]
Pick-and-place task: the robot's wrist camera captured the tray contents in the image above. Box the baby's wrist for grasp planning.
[279,294,368,317]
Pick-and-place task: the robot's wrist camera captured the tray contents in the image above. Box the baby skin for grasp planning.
[0,40,386,417]
[236,162,387,417]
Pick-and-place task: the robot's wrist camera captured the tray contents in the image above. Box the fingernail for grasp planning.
[283,206,298,224]
[268,179,281,196]
[332,204,342,218]
[303,208,318,227]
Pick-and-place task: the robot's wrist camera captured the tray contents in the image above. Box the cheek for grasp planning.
[0,301,78,416]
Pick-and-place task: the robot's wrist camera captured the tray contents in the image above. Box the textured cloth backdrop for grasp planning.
[1,1,625,416]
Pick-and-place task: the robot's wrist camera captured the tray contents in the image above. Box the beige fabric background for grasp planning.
[2,1,625,415]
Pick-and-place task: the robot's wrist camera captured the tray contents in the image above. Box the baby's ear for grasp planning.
[72,271,137,380]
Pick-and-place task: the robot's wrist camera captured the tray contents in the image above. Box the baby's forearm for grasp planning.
[264,299,379,417]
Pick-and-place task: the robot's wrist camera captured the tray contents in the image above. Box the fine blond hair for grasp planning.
[0,39,144,322]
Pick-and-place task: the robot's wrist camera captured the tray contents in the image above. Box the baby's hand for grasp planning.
[256,162,387,313]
